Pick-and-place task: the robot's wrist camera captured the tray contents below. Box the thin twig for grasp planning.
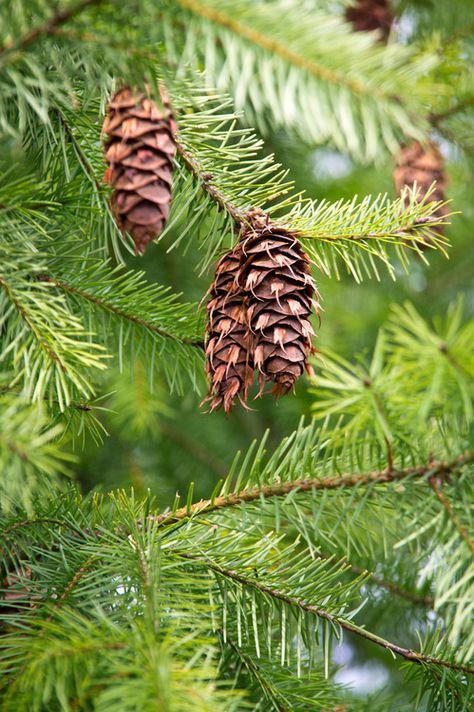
[179,551,474,675]
[173,135,246,223]
[151,450,474,526]
[0,0,105,58]
[47,554,99,620]
[429,477,474,555]
[354,566,434,608]
[224,634,289,712]
[0,275,67,371]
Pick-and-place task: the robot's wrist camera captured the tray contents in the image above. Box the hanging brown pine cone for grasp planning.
[345,0,393,42]
[394,140,449,244]
[203,243,254,413]
[239,209,318,397]
[103,87,176,254]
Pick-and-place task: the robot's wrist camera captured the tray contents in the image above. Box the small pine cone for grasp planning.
[394,140,449,244]
[103,87,176,254]
[239,209,318,396]
[203,243,254,413]
[345,0,393,41]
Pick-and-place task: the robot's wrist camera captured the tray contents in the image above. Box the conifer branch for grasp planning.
[224,635,289,712]
[39,275,204,350]
[153,450,474,525]
[47,555,99,620]
[176,0,399,103]
[0,0,105,58]
[180,552,474,675]
[429,477,474,554]
[0,276,67,372]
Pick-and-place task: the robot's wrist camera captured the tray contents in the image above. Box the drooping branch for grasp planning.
[179,551,474,675]
[152,450,474,525]
[224,635,290,712]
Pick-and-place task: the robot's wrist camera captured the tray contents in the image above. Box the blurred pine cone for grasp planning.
[345,0,393,41]
[203,243,254,413]
[239,209,318,396]
[103,87,176,254]
[394,140,449,243]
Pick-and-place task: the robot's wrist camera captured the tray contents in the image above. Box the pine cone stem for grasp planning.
[173,135,246,223]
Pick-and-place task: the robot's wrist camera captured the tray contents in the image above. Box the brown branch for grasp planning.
[152,450,474,526]
[429,477,474,555]
[173,134,246,223]
[3,518,89,536]
[47,554,98,621]
[0,0,105,58]
[179,551,474,675]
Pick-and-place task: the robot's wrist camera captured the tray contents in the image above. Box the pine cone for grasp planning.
[203,243,254,413]
[103,87,176,254]
[345,0,393,41]
[239,209,318,396]
[394,140,449,244]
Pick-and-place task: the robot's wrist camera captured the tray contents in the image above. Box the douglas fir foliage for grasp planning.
[0,1,473,711]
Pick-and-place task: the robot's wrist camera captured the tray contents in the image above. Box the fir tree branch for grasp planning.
[0,275,67,372]
[46,554,99,620]
[431,95,474,125]
[429,477,474,555]
[0,0,105,58]
[223,634,289,712]
[152,450,474,525]
[39,275,204,350]
[175,0,400,103]
[180,552,474,675]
